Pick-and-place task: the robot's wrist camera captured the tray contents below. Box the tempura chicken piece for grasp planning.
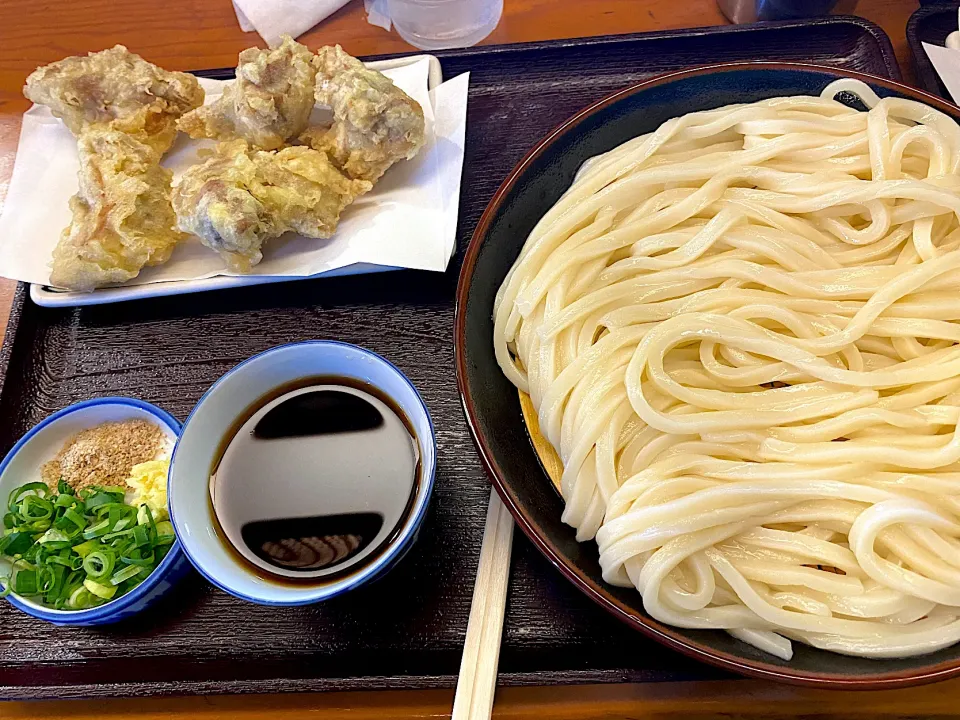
[178,36,317,151]
[172,149,268,273]
[173,140,372,272]
[299,45,425,183]
[24,46,203,155]
[51,127,184,292]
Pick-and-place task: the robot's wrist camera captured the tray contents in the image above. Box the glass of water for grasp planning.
[387,0,504,51]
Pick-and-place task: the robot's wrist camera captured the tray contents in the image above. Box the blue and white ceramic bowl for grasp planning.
[0,397,190,626]
[169,341,437,606]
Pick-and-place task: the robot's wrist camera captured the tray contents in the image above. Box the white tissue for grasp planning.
[231,0,352,46]
[233,1,256,32]
[924,7,960,104]
[923,41,960,105]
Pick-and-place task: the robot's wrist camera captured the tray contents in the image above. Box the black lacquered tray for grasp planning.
[0,17,899,700]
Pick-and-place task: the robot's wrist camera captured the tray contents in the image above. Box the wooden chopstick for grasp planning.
[451,487,514,720]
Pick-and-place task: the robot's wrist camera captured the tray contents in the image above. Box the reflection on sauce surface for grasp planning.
[242,512,384,572]
[210,377,420,585]
[254,390,385,439]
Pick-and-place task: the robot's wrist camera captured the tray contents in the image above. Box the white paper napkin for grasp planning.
[921,9,960,105]
[233,2,255,32]
[923,41,960,105]
[0,59,470,289]
[232,0,353,46]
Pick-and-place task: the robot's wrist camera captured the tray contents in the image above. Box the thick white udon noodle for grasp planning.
[493,80,960,660]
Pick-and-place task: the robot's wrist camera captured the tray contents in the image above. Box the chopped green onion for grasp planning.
[54,493,77,508]
[82,518,111,539]
[8,483,50,510]
[71,539,100,557]
[67,586,93,609]
[154,521,175,544]
[97,486,127,497]
[120,546,155,567]
[101,528,135,542]
[56,508,87,534]
[83,493,117,511]
[110,565,143,585]
[0,481,172,611]
[83,578,116,600]
[0,532,34,556]
[12,569,39,595]
[47,552,81,570]
[82,550,116,580]
[38,528,70,545]
[42,564,66,605]
[112,516,134,533]
[19,495,54,526]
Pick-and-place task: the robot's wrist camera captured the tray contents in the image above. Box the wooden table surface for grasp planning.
[0,0,942,717]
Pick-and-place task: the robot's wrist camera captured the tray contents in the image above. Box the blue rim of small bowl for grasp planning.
[0,397,183,623]
[168,340,437,606]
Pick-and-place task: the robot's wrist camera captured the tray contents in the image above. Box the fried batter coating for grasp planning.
[24,46,203,155]
[299,45,425,183]
[178,36,317,151]
[173,141,372,272]
[50,127,184,292]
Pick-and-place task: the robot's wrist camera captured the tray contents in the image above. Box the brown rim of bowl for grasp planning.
[453,61,960,690]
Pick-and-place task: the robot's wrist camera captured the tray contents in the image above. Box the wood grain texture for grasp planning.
[0,0,928,717]
[10,677,960,719]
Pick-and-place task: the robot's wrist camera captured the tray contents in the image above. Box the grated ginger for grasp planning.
[125,458,170,519]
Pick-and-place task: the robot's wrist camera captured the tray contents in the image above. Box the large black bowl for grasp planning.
[455,62,960,688]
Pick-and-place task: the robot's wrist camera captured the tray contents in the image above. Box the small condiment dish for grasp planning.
[0,397,190,625]
[169,341,437,606]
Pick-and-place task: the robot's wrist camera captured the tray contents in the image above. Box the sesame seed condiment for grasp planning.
[41,419,166,492]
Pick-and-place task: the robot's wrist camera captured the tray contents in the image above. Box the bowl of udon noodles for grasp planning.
[455,62,960,688]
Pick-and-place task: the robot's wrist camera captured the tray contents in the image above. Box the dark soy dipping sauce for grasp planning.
[209,376,421,586]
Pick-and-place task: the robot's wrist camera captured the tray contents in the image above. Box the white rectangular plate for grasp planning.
[29,54,444,308]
